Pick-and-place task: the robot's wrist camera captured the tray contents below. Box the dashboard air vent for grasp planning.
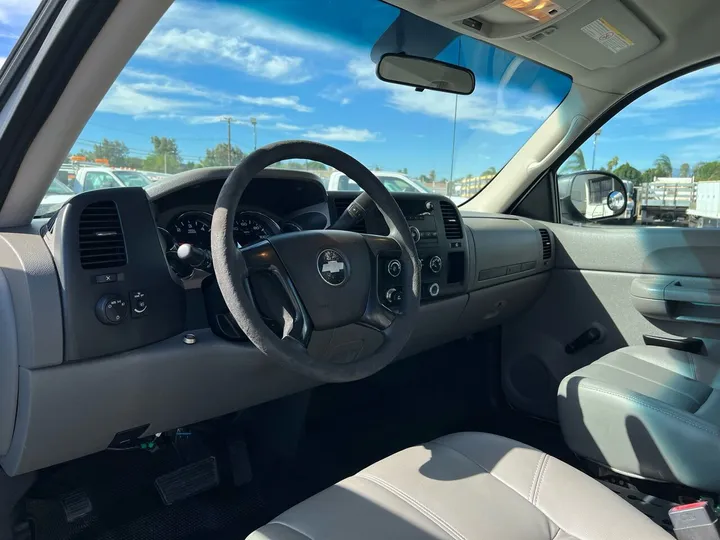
[333,198,366,233]
[79,201,127,269]
[439,201,463,239]
[539,228,552,260]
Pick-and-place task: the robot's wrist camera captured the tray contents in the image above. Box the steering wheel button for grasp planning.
[387,259,402,277]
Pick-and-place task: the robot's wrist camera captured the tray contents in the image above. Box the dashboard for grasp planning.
[0,166,556,476]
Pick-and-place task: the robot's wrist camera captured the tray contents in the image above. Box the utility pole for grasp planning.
[591,129,602,169]
[225,116,233,166]
[250,117,258,151]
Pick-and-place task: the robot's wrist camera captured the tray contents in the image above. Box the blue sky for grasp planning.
[2,0,719,180]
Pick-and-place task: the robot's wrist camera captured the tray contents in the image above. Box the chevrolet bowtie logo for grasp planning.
[322,260,344,274]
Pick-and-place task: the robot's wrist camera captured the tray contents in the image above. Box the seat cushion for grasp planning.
[559,345,720,492]
[248,432,669,539]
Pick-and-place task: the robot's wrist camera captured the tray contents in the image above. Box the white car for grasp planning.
[70,167,151,193]
[36,178,75,216]
[327,171,467,205]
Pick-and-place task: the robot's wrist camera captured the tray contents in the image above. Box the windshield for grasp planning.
[47,178,74,195]
[31,0,570,216]
[114,170,150,187]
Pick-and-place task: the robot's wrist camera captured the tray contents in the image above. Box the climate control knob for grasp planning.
[409,226,421,243]
[387,259,402,277]
[429,255,442,274]
[95,294,129,325]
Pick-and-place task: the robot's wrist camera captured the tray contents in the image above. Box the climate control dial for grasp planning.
[95,294,129,325]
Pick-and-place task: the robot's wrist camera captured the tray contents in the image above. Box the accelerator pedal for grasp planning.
[155,456,219,505]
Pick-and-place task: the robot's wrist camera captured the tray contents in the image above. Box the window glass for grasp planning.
[558,64,720,228]
[32,0,571,216]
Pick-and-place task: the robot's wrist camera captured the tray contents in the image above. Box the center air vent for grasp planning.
[79,201,127,269]
[539,228,552,260]
[439,201,463,239]
[333,198,366,233]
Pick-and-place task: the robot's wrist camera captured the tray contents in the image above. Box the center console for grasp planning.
[330,193,468,310]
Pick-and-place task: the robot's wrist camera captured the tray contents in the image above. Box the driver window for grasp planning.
[557,63,720,228]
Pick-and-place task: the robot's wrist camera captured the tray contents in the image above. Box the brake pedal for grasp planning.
[155,456,219,505]
[61,490,92,523]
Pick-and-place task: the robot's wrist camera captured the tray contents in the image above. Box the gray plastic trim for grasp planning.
[547,222,720,278]
[0,229,62,369]
[2,329,316,475]
[0,270,18,455]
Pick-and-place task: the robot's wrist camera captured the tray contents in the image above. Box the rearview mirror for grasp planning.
[558,171,628,224]
[376,53,475,95]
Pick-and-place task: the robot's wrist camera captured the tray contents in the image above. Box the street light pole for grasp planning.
[591,129,602,169]
[225,117,233,166]
[250,117,257,151]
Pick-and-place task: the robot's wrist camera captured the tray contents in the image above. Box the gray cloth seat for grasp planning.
[559,345,720,492]
[247,432,669,539]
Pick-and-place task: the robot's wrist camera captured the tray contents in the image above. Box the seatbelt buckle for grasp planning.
[669,501,720,540]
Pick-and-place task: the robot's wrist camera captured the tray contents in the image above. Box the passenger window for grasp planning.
[557,64,720,228]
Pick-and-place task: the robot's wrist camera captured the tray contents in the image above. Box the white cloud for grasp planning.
[275,122,304,131]
[636,86,713,110]
[235,95,311,113]
[319,87,352,105]
[162,1,341,54]
[662,126,720,140]
[97,85,199,117]
[303,126,378,142]
[0,0,38,26]
[473,120,529,136]
[98,69,313,121]
[138,28,309,83]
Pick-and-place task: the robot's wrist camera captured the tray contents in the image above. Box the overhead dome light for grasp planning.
[502,0,565,23]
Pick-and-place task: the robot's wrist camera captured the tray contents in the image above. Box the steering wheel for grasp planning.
[211,141,421,383]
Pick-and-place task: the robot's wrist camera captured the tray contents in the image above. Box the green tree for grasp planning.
[78,138,130,167]
[653,154,673,177]
[144,136,183,173]
[481,166,497,176]
[397,167,408,175]
[679,163,691,177]
[562,149,587,173]
[305,161,328,171]
[612,162,641,180]
[201,143,244,167]
[639,168,656,184]
[428,169,437,183]
[605,156,619,172]
[693,161,720,181]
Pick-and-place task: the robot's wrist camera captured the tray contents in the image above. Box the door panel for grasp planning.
[502,223,720,421]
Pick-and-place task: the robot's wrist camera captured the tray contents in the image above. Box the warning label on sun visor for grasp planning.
[581,18,634,54]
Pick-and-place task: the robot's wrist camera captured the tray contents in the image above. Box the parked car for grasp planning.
[328,170,467,204]
[36,177,75,216]
[70,167,151,193]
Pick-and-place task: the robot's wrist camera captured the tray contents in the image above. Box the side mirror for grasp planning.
[558,171,627,223]
[376,53,475,95]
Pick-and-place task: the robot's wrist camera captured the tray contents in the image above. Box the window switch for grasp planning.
[130,291,148,318]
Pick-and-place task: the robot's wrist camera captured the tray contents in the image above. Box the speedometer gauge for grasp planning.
[170,212,212,250]
[234,211,281,247]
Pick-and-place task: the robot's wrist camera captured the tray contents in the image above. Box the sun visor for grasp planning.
[389,0,658,71]
[517,0,659,70]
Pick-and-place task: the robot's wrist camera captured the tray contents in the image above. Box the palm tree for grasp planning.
[653,154,673,177]
[563,149,587,172]
[606,156,619,172]
[481,166,497,177]
[679,163,691,177]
